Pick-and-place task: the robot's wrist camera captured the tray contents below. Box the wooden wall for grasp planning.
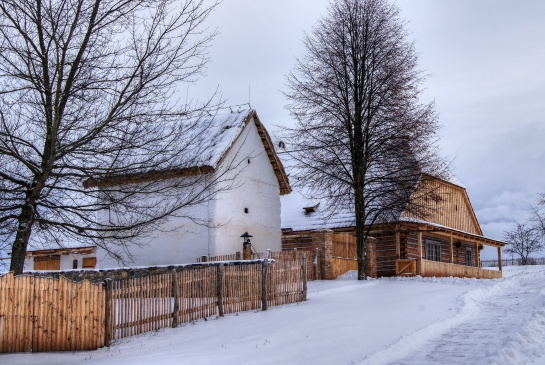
[403,179,482,235]
[371,231,397,277]
[281,232,313,251]
[421,260,501,279]
[331,233,357,278]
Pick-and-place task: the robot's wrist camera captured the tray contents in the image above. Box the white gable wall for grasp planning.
[209,117,281,256]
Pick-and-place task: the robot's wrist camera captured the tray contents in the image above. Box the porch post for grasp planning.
[417,232,423,275]
[475,242,479,267]
[449,235,454,263]
[395,232,400,259]
[498,246,503,272]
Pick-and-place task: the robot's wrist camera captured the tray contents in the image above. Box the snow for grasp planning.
[281,189,355,230]
[5,266,545,365]
[189,108,253,168]
[280,180,470,232]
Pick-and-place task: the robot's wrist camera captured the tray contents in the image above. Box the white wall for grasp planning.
[94,116,282,268]
[210,118,282,256]
[95,196,213,269]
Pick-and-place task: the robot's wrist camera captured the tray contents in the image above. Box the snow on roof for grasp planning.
[189,109,253,168]
[280,170,468,232]
[281,190,355,231]
[84,108,291,194]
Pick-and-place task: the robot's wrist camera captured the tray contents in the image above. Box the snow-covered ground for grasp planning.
[4,266,545,365]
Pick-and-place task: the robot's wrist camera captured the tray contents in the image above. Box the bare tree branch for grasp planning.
[0,0,227,274]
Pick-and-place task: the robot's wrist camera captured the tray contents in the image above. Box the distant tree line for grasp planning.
[503,196,545,265]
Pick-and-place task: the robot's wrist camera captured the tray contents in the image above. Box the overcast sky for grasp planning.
[191,0,545,258]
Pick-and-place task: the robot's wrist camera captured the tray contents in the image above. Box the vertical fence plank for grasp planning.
[104,279,112,347]
[302,254,308,301]
[262,256,269,311]
[172,270,179,328]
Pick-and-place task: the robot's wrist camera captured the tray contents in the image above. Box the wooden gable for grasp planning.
[402,177,482,235]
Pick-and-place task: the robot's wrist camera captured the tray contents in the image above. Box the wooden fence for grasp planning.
[1,258,306,353]
[197,249,318,281]
[0,274,105,353]
[481,257,545,267]
[107,259,306,342]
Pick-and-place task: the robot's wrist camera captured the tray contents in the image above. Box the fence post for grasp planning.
[235,251,241,260]
[261,250,270,311]
[103,279,113,347]
[217,264,224,317]
[171,270,179,328]
[302,253,307,301]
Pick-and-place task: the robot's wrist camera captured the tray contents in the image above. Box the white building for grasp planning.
[24,109,291,271]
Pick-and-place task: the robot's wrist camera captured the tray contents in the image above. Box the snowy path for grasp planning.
[361,267,545,365]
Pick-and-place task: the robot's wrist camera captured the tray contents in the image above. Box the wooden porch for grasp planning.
[396,259,502,279]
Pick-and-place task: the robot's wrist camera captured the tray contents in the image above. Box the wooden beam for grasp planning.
[417,231,423,275]
[475,242,479,267]
[498,247,503,272]
[395,232,400,258]
[450,235,454,263]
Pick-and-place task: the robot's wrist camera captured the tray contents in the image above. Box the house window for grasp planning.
[425,241,441,262]
[34,255,61,271]
[466,248,473,266]
[82,257,97,269]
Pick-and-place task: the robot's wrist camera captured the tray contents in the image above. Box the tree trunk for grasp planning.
[10,204,36,274]
[355,181,367,280]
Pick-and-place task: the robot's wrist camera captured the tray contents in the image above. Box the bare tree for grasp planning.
[504,222,544,265]
[531,194,545,236]
[0,0,227,274]
[282,0,447,280]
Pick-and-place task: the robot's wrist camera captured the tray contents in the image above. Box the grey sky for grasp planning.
[193,0,545,258]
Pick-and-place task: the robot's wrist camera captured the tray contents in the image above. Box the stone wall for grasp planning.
[310,230,334,280]
[24,260,265,284]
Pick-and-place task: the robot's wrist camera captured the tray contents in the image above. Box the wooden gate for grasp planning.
[0,273,105,352]
[332,233,358,278]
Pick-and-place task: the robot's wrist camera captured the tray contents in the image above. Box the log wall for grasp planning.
[371,231,397,277]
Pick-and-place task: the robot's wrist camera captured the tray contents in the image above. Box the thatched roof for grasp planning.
[84,109,291,195]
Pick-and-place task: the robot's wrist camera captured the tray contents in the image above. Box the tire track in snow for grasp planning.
[358,268,545,365]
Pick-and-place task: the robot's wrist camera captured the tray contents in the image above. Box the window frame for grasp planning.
[425,240,442,262]
[465,247,473,267]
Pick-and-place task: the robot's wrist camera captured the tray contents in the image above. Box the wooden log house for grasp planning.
[281,175,505,279]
